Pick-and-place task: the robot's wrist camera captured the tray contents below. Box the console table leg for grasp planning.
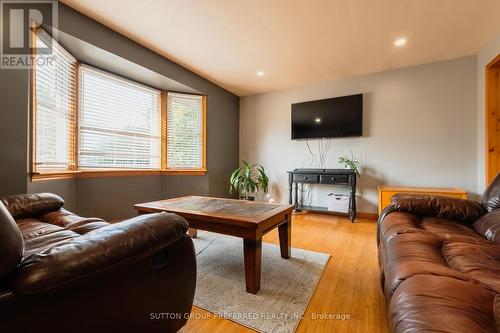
[294,183,300,211]
[350,192,356,223]
[243,238,262,294]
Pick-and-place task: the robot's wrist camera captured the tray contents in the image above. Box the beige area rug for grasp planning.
[190,231,330,333]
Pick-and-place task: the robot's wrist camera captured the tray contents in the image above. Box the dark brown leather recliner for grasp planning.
[0,193,196,332]
[378,175,500,333]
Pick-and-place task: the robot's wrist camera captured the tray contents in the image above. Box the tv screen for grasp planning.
[291,94,363,139]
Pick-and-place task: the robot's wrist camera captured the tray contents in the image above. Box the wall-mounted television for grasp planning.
[291,94,363,139]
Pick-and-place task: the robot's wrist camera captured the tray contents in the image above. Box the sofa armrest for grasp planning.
[12,212,188,294]
[390,194,485,223]
[1,193,64,219]
[377,205,397,246]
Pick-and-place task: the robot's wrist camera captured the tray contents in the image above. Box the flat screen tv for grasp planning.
[291,94,363,139]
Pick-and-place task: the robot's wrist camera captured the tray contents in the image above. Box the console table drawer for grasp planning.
[293,174,319,183]
[320,175,349,184]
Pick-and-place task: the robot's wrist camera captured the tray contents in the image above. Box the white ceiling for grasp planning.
[62,0,500,96]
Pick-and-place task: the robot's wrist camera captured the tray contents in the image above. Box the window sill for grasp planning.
[31,169,207,181]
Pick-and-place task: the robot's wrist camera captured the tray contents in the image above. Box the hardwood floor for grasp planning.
[182,212,389,333]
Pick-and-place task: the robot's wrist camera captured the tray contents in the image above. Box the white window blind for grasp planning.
[167,93,204,170]
[79,65,161,169]
[34,30,77,172]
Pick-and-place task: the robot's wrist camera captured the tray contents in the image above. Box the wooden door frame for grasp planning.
[485,53,500,185]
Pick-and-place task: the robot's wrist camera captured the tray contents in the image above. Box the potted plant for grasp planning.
[230,160,269,200]
[338,153,361,176]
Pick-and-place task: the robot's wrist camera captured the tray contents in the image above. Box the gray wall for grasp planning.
[0,68,29,196]
[477,32,500,193]
[28,179,77,212]
[240,56,478,213]
[1,4,239,221]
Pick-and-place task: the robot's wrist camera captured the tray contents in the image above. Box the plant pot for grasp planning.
[240,196,255,201]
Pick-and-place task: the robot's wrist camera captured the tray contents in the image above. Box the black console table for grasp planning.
[287,168,357,222]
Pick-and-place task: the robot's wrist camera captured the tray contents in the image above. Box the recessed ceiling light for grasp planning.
[256,70,265,77]
[394,38,407,47]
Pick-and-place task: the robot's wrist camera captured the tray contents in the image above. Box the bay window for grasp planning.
[32,30,206,179]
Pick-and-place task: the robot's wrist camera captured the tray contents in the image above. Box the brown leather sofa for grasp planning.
[378,175,500,333]
[0,193,196,332]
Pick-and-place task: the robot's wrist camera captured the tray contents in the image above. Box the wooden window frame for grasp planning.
[31,34,207,181]
[163,92,207,173]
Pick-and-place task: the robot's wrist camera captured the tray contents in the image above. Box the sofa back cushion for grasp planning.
[473,209,500,244]
[391,194,485,223]
[0,201,24,278]
[482,173,500,212]
[1,193,64,219]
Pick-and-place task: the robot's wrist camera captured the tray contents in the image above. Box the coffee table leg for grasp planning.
[278,214,291,259]
[188,228,198,238]
[243,238,262,294]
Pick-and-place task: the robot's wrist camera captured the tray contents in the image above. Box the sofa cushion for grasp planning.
[23,230,81,259]
[482,173,500,212]
[17,218,66,240]
[38,209,109,234]
[1,193,64,219]
[390,275,498,333]
[380,211,484,244]
[443,240,500,294]
[391,194,485,223]
[16,211,111,258]
[15,208,111,258]
[420,216,484,240]
[474,209,500,244]
[382,232,477,299]
[0,202,24,278]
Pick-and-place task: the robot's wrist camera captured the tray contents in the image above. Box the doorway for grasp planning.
[486,54,500,185]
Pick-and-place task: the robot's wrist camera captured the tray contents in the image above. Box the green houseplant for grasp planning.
[230,160,269,200]
[338,153,361,177]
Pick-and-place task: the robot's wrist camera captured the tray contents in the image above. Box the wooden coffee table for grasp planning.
[135,196,293,294]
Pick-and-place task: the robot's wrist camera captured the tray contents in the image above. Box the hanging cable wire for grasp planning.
[319,141,322,168]
[321,138,331,168]
[306,139,316,167]
[303,138,333,206]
